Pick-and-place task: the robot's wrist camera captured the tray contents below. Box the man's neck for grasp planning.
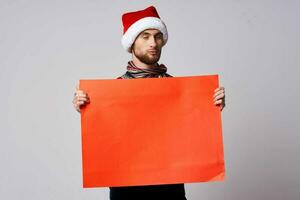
[132,55,157,70]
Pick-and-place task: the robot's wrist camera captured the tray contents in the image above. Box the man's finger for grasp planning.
[214,86,224,92]
[76,90,85,95]
[76,93,88,98]
[214,93,225,101]
[76,101,84,106]
[214,99,222,105]
[213,90,224,98]
[77,97,89,102]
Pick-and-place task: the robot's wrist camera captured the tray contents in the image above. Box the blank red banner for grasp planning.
[80,74,225,188]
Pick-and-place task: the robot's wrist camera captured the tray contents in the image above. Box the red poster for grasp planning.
[80,74,225,188]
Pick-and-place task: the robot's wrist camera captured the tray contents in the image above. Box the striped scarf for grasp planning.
[118,61,173,79]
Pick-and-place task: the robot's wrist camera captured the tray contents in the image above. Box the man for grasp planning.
[72,6,225,200]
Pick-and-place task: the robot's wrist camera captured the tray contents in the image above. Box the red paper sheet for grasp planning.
[80,74,225,188]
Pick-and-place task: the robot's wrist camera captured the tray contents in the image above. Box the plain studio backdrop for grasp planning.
[1,0,299,199]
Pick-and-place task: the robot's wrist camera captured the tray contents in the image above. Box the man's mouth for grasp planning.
[147,50,158,55]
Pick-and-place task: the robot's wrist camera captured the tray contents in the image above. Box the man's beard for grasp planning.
[132,47,161,65]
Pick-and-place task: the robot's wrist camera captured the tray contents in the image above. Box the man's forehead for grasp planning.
[141,29,162,35]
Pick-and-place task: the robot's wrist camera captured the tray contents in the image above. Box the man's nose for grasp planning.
[149,36,157,47]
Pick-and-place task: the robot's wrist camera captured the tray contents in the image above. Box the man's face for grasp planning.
[131,29,164,65]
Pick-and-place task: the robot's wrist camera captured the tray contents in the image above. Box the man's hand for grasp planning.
[72,84,90,113]
[213,86,225,111]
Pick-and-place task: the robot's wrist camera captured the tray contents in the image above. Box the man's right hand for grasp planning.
[72,84,90,113]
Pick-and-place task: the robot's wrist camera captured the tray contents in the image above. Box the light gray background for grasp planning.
[1,0,299,199]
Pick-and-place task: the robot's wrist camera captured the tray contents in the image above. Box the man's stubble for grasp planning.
[132,46,162,65]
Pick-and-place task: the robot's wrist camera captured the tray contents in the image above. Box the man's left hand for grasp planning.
[213,86,225,111]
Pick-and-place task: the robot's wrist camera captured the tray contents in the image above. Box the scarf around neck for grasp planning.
[118,61,172,79]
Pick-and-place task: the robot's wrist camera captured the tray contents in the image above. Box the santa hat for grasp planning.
[121,6,168,53]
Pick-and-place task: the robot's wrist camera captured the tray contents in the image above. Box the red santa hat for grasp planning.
[121,6,168,53]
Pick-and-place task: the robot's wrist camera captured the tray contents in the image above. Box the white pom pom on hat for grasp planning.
[121,6,168,53]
